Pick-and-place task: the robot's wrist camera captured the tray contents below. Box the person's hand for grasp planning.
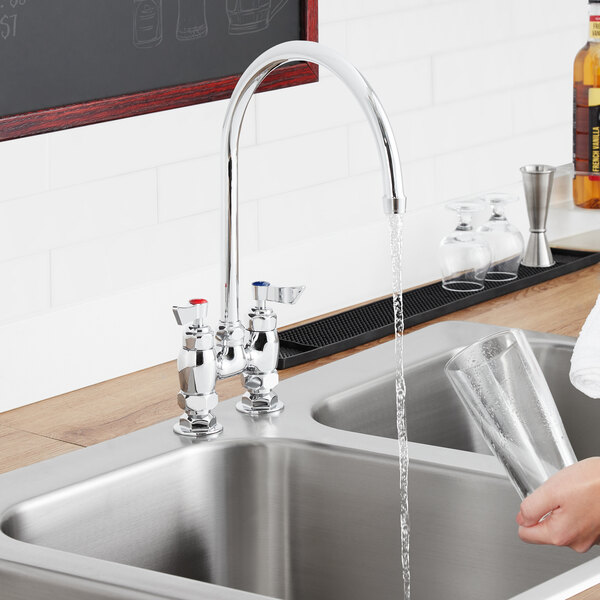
[516,457,600,553]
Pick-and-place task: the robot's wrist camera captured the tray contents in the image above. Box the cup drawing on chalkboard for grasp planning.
[177,0,208,41]
[226,0,288,35]
[133,0,163,48]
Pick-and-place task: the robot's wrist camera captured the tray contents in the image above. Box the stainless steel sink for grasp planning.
[0,322,599,600]
[313,325,600,461]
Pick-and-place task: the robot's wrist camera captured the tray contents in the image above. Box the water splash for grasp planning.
[389,213,410,600]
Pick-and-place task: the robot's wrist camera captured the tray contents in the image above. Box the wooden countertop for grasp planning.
[1,242,599,599]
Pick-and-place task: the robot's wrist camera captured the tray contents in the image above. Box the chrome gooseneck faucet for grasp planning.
[173,40,407,437]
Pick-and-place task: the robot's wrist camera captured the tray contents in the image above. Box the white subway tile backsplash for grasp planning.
[364,59,433,115]
[158,154,220,222]
[510,0,586,38]
[0,253,50,323]
[0,171,157,263]
[485,127,572,185]
[241,128,349,201]
[434,148,475,204]
[258,160,437,253]
[49,101,256,188]
[347,7,430,68]
[421,91,515,156]
[257,172,382,251]
[256,58,432,144]
[347,0,512,69]
[255,77,364,144]
[0,136,48,202]
[318,22,347,57]
[512,79,572,135]
[51,203,257,306]
[434,126,572,204]
[511,28,582,87]
[320,0,428,25]
[349,91,513,171]
[402,158,437,210]
[434,30,579,109]
[433,43,514,104]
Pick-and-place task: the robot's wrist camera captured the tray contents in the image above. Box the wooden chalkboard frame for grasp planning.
[0,0,318,142]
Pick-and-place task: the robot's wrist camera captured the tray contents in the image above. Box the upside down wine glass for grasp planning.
[477,193,524,282]
[439,199,491,292]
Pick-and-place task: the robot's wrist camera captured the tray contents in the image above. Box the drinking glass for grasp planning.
[477,193,524,282]
[445,329,577,499]
[439,199,491,292]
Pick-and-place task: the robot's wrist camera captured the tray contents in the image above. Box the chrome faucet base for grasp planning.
[236,396,285,416]
[173,412,224,438]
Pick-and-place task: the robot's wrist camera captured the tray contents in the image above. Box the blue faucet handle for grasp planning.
[251,281,305,308]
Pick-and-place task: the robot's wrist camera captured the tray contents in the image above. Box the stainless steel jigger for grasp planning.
[520,164,556,268]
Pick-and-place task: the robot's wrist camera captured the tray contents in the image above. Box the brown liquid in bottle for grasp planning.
[574,38,600,208]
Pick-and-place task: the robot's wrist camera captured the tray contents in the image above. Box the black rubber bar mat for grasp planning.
[277,248,600,370]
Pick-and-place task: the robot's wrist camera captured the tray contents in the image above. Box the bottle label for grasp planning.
[591,15,600,40]
[589,88,600,177]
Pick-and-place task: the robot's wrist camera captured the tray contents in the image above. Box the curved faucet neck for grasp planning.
[220,40,406,330]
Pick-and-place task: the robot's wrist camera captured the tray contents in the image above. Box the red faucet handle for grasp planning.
[173,299,209,326]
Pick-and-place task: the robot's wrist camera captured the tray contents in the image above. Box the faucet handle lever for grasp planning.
[252,281,305,309]
[173,298,209,326]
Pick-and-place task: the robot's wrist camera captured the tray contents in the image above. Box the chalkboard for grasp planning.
[0,0,318,140]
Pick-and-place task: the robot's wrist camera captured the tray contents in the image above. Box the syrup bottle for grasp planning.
[574,0,600,208]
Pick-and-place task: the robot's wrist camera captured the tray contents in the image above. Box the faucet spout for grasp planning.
[219,40,406,367]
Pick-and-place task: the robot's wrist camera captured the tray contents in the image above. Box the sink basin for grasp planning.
[2,439,597,600]
[313,325,600,460]
[0,322,599,600]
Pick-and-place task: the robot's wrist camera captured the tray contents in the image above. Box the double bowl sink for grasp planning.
[0,321,599,599]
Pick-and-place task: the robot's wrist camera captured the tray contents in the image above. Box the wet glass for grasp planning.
[445,329,577,499]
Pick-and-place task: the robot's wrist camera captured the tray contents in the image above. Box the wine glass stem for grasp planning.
[492,205,506,220]
[457,212,472,231]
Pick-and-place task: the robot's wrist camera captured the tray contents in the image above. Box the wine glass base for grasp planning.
[484,271,518,282]
[442,281,484,293]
